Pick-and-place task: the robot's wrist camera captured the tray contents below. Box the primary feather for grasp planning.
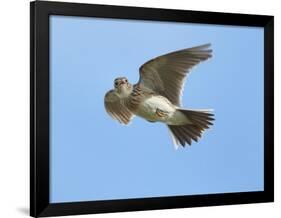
[138,44,212,106]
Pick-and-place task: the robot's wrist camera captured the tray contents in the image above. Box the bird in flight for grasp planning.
[104,44,214,148]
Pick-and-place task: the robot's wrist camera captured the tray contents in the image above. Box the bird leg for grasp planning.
[155,108,169,118]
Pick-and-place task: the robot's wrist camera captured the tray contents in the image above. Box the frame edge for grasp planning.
[30,1,52,216]
[30,1,35,217]
[264,16,274,202]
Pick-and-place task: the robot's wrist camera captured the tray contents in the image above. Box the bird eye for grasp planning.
[125,79,128,83]
[115,81,118,86]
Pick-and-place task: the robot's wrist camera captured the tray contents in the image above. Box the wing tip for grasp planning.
[189,43,212,51]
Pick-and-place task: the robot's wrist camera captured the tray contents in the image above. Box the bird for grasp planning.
[104,43,214,148]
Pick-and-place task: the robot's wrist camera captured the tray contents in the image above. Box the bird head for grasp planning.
[114,77,132,97]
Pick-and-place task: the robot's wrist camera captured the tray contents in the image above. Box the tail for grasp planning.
[167,109,214,147]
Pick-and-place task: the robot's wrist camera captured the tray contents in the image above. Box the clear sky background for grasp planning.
[50,15,264,203]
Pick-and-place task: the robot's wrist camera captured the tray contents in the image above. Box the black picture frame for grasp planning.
[30,1,274,217]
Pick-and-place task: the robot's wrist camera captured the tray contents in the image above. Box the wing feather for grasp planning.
[104,90,133,125]
[138,44,212,106]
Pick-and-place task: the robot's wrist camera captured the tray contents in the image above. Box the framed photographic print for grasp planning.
[30,1,274,217]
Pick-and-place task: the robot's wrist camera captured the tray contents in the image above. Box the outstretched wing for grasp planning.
[104,90,133,125]
[138,44,212,106]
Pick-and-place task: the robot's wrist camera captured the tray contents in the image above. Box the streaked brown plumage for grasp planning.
[104,44,214,148]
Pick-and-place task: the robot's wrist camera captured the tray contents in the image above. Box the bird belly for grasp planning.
[135,95,175,122]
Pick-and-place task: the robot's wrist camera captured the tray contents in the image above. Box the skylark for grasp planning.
[104,44,214,147]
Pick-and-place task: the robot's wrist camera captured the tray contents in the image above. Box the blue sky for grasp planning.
[50,15,264,203]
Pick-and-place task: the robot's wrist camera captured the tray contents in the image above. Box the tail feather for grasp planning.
[168,109,214,147]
